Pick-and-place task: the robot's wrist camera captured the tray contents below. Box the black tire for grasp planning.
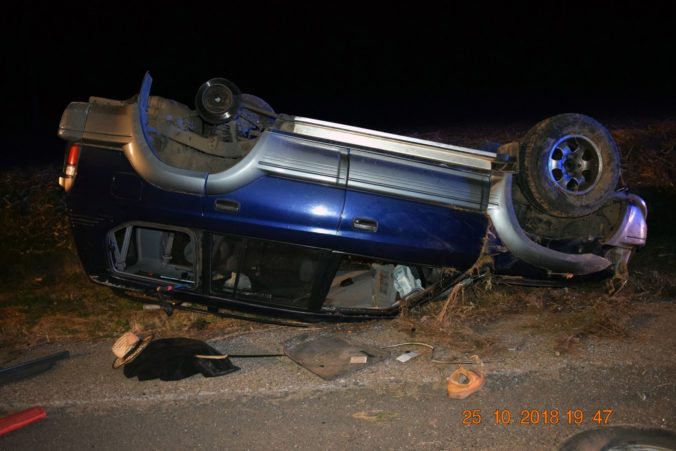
[519,113,621,218]
[559,426,676,451]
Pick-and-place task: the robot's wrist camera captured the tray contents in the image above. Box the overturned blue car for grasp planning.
[56,74,647,320]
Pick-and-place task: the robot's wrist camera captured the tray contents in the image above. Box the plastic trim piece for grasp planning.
[126,73,207,195]
[603,193,648,248]
[487,174,612,276]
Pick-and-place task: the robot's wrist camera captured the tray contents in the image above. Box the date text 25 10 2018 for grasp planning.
[462,409,613,426]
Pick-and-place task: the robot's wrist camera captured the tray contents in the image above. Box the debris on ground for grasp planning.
[395,351,419,363]
[111,333,239,381]
[0,351,70,385]
[0,407,47,437]
[446,367,485,400]
[284,333,384,380]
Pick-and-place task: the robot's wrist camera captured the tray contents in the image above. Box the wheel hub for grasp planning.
[547,135,602,195]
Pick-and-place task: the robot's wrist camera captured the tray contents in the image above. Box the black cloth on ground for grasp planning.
[123,338,239,381]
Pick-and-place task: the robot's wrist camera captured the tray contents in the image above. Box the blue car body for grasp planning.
[56,74,647,320]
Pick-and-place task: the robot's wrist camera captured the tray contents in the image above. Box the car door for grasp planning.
[202,131,349,247]
[338,149,491,269]
[200,132,348,311]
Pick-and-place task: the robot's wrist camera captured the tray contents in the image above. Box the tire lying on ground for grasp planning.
[519,113,621,218]
[559,426,676,451]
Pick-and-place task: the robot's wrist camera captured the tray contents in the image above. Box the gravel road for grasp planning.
[1,302,674,450]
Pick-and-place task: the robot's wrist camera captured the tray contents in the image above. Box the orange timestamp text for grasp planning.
[462,408,613,426]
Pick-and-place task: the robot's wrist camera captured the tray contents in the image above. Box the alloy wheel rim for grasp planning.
[547,135,602,195]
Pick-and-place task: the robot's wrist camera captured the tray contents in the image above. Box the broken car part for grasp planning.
[0,407,47,437]
[283,333,385,380]
[0,351,70,384]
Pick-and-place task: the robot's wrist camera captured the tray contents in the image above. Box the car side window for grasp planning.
[210,234,324,309]
[108,224,198,286]
[210,235,246,296]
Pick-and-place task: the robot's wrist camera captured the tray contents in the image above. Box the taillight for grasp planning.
[59,143,81,191]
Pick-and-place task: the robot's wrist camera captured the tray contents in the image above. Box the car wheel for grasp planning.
[195,78,241,124]
[519,113,621,218]
[559,426,676,451]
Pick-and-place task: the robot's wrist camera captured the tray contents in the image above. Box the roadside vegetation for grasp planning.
[0,167,241,362]
[2,119,675,362]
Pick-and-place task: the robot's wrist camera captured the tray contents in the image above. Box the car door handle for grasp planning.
[352,218,378,232]
[214,199,240,213]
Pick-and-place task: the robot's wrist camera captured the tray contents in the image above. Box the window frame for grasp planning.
[206,232,339,312]
[106,221,201,288]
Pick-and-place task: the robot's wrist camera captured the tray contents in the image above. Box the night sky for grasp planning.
[3,2,675,165]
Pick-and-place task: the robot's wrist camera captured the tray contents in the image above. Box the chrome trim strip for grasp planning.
[277,116,495,171]
[487,174,612,275]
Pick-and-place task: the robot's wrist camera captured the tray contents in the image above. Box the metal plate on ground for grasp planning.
[283,333,385,380]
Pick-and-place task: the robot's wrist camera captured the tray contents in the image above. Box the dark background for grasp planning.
[3,2,675,165]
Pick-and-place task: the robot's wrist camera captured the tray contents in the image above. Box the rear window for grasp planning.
[108,223,198,286]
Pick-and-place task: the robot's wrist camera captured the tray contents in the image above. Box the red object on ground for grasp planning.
[0,407,47,436]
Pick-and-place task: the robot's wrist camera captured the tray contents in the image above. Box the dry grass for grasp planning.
[613,120,676,190]
[396,276,639,356]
